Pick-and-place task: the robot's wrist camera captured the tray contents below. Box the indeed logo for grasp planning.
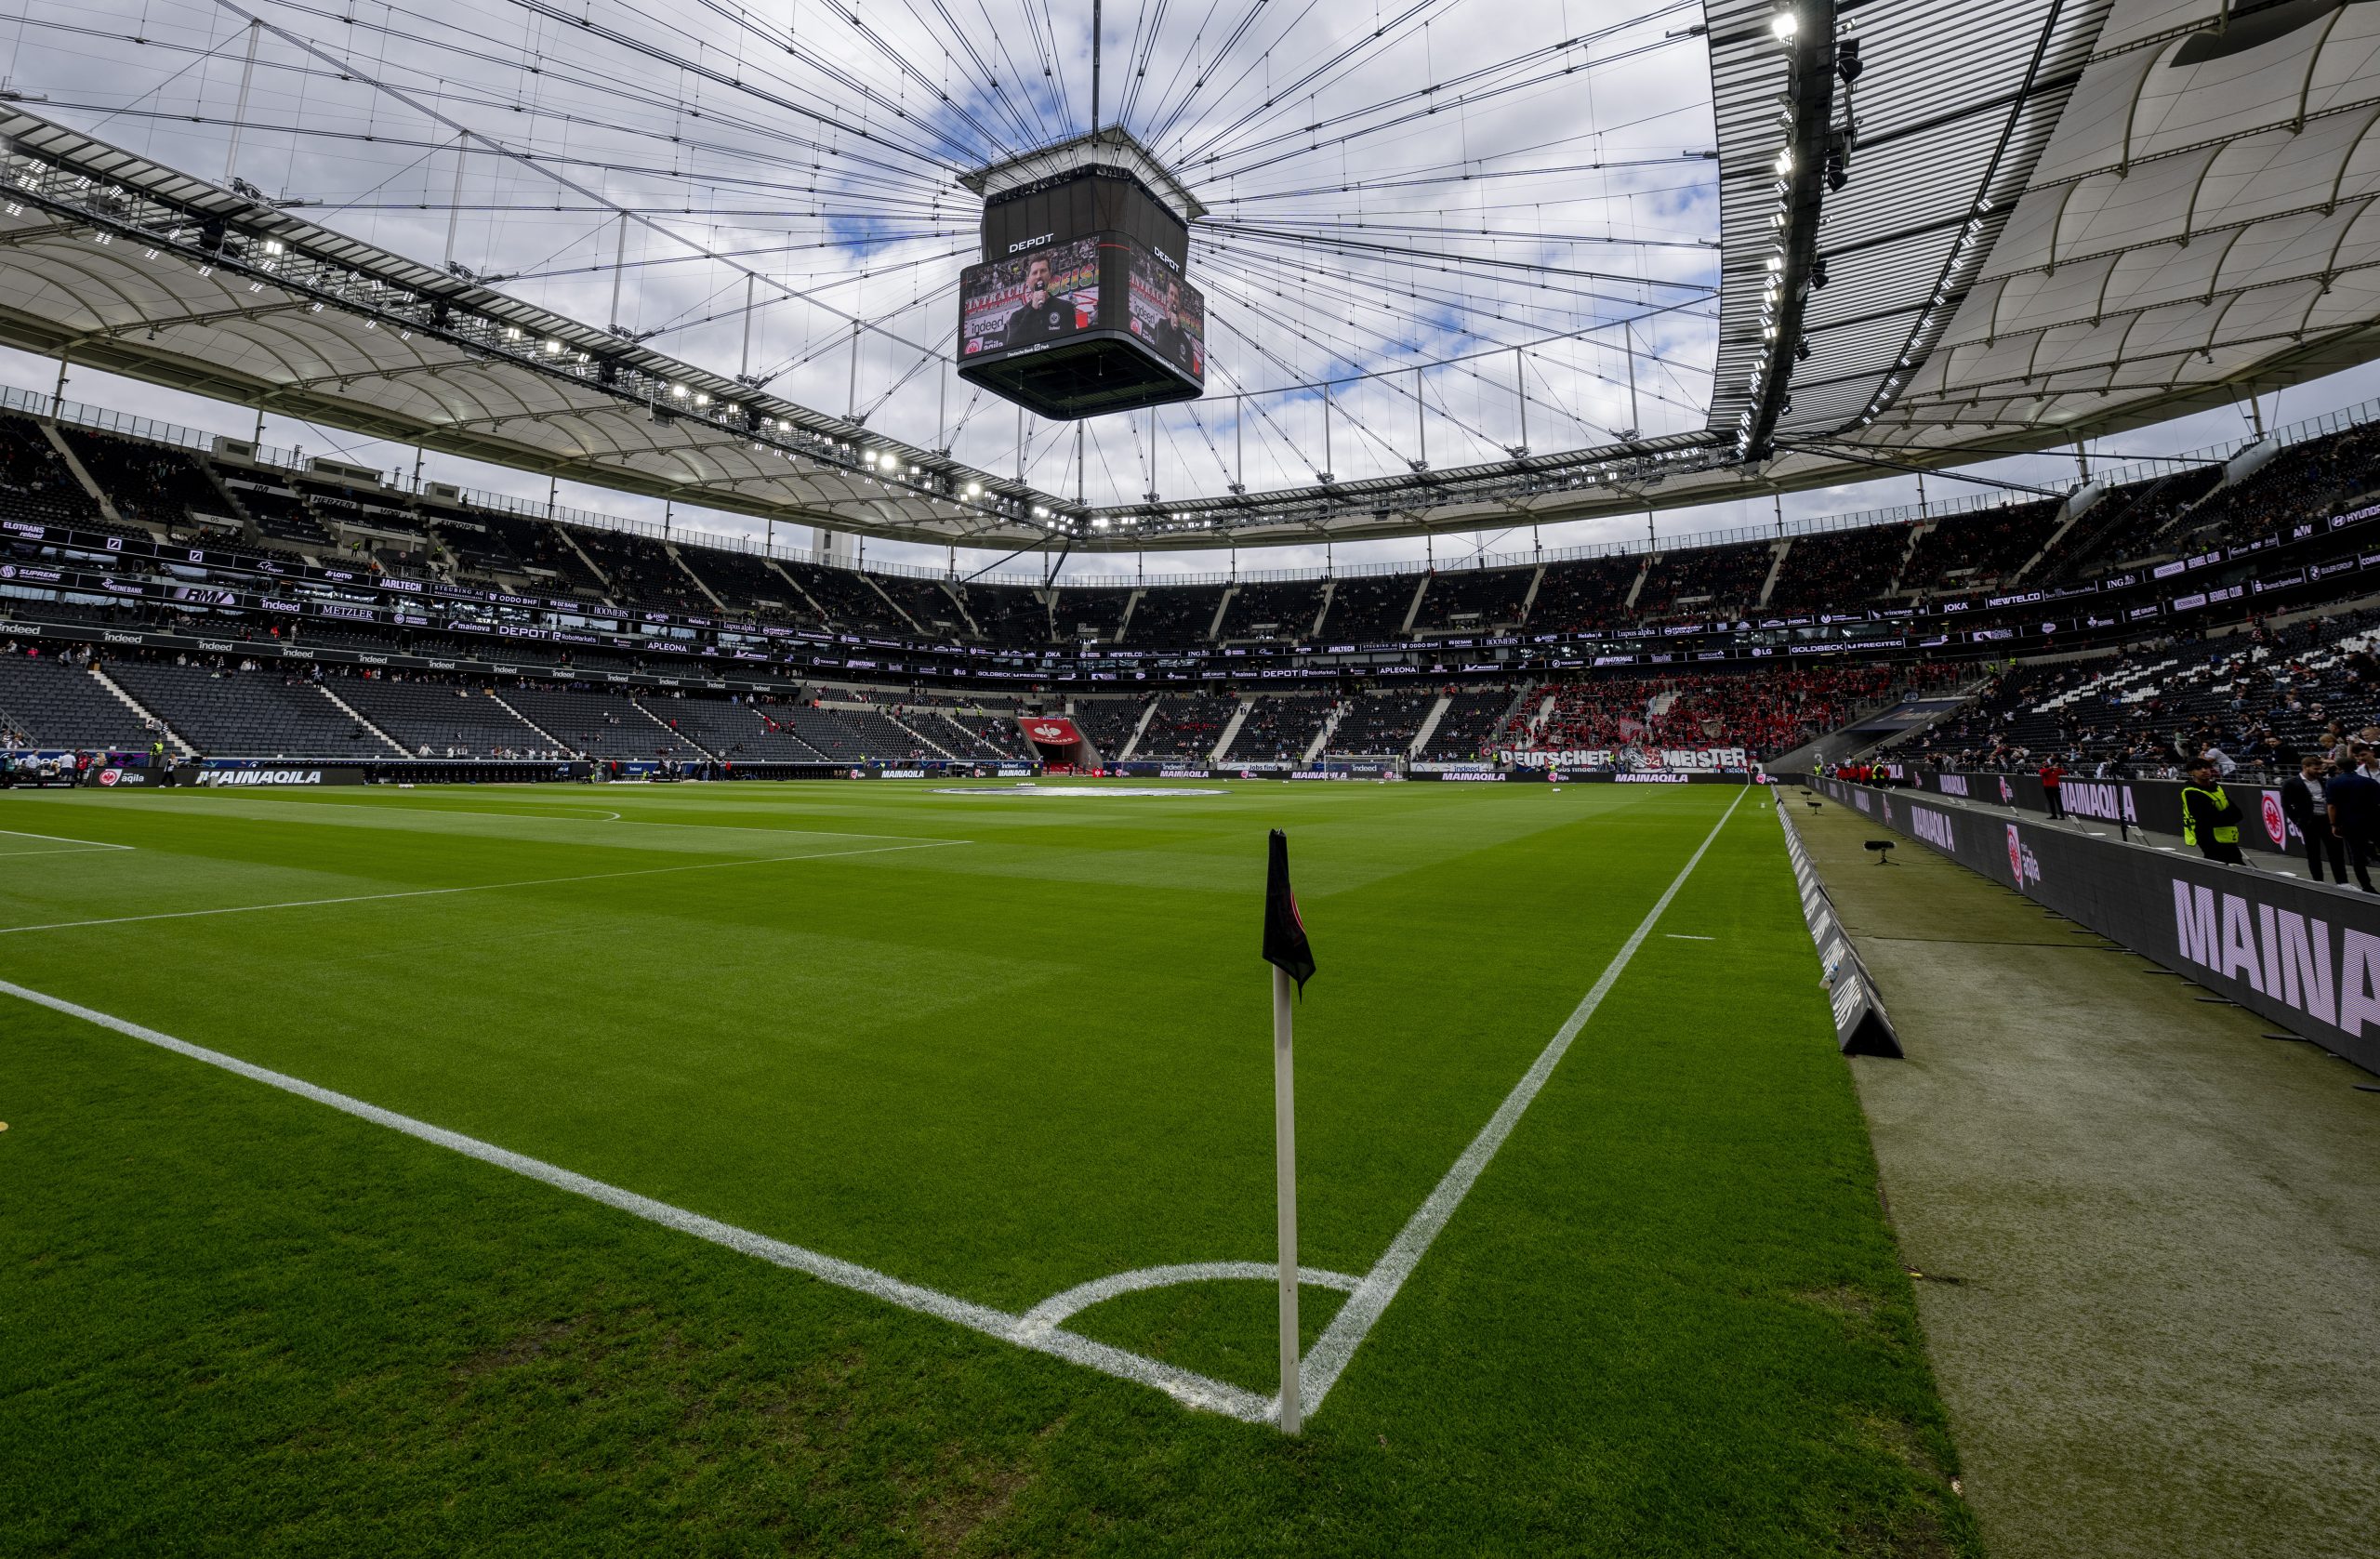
[2172,880,2380,1032]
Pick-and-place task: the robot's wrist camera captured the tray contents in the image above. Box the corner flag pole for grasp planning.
[1261,827,1316,1435]
[1273,959,1302,1434]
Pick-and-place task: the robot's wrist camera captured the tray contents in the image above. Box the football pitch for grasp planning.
[0,779,1973,1556]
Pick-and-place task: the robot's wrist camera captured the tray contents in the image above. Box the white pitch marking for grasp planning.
[1295,786,1748,1419]
[0,839,967,937]
[0,826,135,850]
[147,796,938,840]
[0,845,135,858]
[1016,1262,1362,1340]
[1665,933,1716,941]
[0,974,1274,1424]
[0,791,1753,1431]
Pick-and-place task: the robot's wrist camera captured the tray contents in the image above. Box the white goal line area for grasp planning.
[0,788,1749,1430]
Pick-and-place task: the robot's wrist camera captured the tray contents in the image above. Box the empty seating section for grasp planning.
[574,527,703,613]
[1331,693,1434,755]
[958,582,1050,643]
[1124,584,1223,644]
[0,417,99,527]
[499,686,705,759]
[1225,696,1327,761]
[1067,698,1147,759]
[1767,525,1910,611]
[838,708,946,759]
[871,575,967,636]
[1414,566,1533,632]
[1137,694,1238,760]
[1422,690,1517,758]
[106,660,397,757]
[640,696,825,761]
[1899,500,2062,598]
[1319,575,1416,641]
[62,429,228,532]
[770,707,936,761]
[672,543,802,621]
[219,475,333,548]
[1045,587,1129,642]
[1636,544,1771,618]
[1525,556,1638,633]
[1221,580,1325,641]
[0,652,166,748]
[332,678,558,757]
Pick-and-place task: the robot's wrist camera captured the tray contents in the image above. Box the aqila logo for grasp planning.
[2005,824,2042,888]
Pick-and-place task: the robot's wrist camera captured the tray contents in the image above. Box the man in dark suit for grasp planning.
[999,255,1078,350]
[2324,746,2380,892]
[2282,754,2347,885]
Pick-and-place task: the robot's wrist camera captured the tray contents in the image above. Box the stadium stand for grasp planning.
[497,685,706,760]
[1421,689,1521,759]
[1329,691,1435,756]
[1067,697,1149,760]
[1136,694,1239,760]
[1412,564,1535,634]
[1220,579,1327,642]
[1318,574,1419,640]
[332,676,568,759]
[1224,694,1329,762]
[104,657,398,759]
[0,643,172,749]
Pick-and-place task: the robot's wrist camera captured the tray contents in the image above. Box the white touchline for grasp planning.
[0,845,136,858]
[0,974,1276,1424]
[1666,933,1716,941]
[1294,785,1747,1418]
[0,826,135,850]
[0,839,968,937]
[0,789,1746,1431]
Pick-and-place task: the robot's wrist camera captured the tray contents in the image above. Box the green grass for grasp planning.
[0,779,1975,1555]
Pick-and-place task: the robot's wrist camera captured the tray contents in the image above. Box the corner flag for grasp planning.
[1263,828,1316,994]
[1263,828,1313,1433]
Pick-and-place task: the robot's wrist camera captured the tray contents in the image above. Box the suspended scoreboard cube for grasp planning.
[956,129,1208,421]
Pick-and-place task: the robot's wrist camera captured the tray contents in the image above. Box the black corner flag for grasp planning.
[1263,828,1316,995]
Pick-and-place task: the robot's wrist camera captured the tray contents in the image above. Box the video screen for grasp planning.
[959,236,1100,362]
[1123,249,1209,388]
[1122,245,1205,383]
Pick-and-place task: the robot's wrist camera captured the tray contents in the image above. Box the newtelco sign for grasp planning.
[1817,778,2380,1075]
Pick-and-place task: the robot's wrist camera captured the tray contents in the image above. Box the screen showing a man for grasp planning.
[958,237,1097,363]
[1001,255,1078,349]
[1123,244,1204,380]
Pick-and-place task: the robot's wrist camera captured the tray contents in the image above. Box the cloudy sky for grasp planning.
[1,0,2373,580]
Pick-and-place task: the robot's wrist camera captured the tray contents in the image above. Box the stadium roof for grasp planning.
[0,0,2375,549]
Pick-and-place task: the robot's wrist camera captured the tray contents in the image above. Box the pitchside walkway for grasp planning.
[1794,799,2380,1559]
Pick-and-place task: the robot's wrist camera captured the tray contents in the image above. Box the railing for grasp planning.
[11,377,2380,596]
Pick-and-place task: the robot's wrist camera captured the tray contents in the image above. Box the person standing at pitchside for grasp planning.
[2039,758,2066,820]
[2180,757,2246,866]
